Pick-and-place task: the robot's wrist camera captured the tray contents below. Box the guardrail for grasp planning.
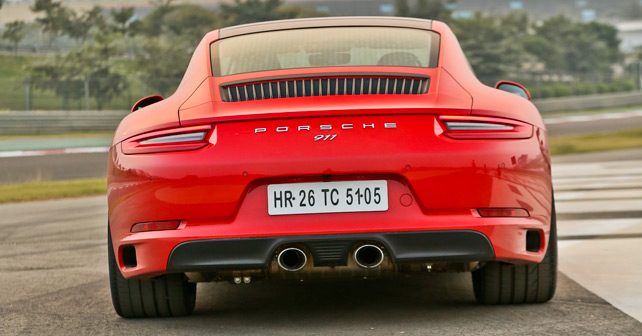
[0,110,127,135]
[535,91,642,113]
[2,91,642,135]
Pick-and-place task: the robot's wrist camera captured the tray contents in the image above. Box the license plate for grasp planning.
[267,180,388,215]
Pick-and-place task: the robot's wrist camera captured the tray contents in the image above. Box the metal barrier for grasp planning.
[535,91,642,113]
[0,110,127,135]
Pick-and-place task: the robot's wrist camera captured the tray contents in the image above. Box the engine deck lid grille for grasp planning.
[221,74,430,102]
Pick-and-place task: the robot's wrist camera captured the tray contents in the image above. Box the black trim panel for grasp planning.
[167,230,494,272]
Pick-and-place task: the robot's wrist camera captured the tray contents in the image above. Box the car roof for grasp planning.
[219,16,434,39]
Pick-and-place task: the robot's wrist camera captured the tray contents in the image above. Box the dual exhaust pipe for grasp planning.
[353,244,385,269]
[277,247,308,272]
[277,244,385,272]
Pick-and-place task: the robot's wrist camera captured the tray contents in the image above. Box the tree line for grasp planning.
[2,0,319,109]
[395,0,622,83]
[0,0,630,109]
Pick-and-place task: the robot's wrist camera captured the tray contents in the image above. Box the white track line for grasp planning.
[555,160,642,322]
[0,147,109,158]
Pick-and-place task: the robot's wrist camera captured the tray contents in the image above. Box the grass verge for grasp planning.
[0,178,106,204]
[550,128,642,155]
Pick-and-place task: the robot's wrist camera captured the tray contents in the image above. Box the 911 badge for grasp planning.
[314,134,337,141]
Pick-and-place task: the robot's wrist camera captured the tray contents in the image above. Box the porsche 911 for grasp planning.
[108,17,556,318]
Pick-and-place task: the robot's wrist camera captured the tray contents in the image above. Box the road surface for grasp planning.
[0,154,641,335]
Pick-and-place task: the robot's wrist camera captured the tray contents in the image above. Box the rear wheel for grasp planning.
[471,204,557,304]
[108,227,196,318]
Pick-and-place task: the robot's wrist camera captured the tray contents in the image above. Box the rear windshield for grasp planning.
[211,27,440,77]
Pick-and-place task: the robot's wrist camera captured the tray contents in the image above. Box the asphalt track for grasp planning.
[0,152,107,183]
[1,110,642,183]
[1,153,642,335]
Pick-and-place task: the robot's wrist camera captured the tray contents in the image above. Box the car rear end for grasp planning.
[108,18,555,318]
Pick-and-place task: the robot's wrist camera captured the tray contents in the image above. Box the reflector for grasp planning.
[477,208,530,217]
[131,220,181,233]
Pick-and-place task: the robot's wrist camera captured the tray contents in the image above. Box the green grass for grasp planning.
[550,128,642,155]
[0,178,106,204]
[0,54,30,77]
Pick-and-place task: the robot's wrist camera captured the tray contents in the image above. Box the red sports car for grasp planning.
[108,17,556,318]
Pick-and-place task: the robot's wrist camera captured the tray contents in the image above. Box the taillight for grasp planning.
[477,208,530,218]
[438,115,533,139]
[122,125,212,154]
[131,220,181,233]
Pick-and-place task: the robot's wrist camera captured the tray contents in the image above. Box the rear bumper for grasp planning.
[114,209,547,278]
[167,230,494,272]
[108,114,552,279]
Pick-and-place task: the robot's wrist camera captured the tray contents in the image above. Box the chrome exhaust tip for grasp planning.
[277,247,307,272]
[354,244,384,269]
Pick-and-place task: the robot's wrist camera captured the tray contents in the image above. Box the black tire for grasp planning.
[108,227,196,318]
[472,203,557,304]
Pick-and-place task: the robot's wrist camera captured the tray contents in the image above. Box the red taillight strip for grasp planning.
[122,125,212,155]
[477,208,530,218]
[131,220,181,233]
[438,115,533,139]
